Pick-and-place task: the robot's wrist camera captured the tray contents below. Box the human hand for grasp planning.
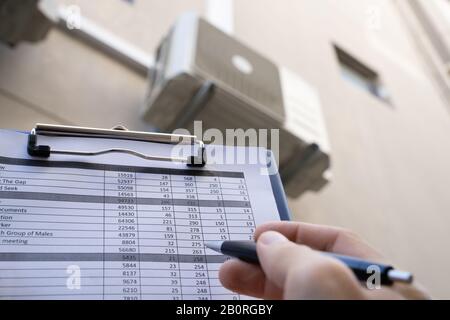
[219,221,430,299]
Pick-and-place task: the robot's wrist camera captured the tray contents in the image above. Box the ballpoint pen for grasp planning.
[205,241,413,286]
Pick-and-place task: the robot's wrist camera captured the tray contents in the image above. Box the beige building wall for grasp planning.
[1,0,449,297]
[233,0,450,298]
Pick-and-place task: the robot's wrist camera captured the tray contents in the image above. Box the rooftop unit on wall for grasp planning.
[142,12,332,198]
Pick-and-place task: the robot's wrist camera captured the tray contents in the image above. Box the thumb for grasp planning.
[256,231,318,289]
[256,231,365,299]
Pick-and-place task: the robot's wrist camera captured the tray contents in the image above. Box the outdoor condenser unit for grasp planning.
[142,12,331,198]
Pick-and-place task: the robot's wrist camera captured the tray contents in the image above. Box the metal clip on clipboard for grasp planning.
[27,123,207,167]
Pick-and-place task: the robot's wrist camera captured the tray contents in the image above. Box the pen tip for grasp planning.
[205,241,223,252]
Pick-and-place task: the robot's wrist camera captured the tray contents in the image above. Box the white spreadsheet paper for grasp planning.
[0,130,282,300]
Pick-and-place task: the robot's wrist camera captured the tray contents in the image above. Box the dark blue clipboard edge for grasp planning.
[12,130,291,221]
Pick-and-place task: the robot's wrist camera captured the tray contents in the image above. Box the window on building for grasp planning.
[334,45,391,103]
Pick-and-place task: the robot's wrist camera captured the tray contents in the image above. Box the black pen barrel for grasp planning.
[221,241,259,264]
[221,241,400,285]
[324,253,393,285]
[217,241,408,286]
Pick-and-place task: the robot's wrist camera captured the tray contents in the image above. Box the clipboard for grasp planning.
[0,123,292,300]
[23,123,291,221]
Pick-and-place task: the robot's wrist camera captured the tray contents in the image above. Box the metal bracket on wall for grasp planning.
[43,0,235,78]
[55,4,154,77]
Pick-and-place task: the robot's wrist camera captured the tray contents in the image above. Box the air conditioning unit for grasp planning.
[142,12,331,198]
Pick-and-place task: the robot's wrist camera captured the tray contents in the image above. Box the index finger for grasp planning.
[255,221,384,261]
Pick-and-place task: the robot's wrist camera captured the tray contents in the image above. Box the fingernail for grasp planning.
[259,231,288,245]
